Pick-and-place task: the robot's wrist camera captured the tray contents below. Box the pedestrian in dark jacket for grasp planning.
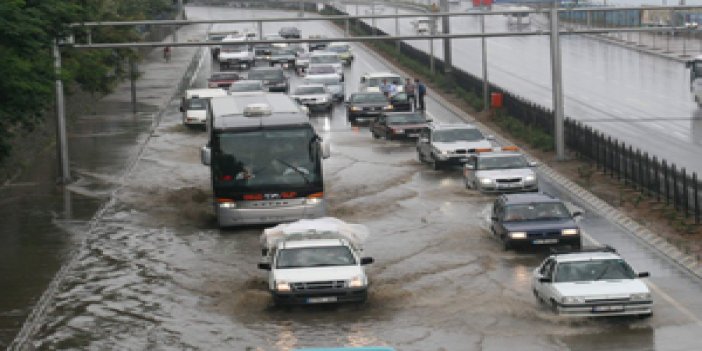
[405,78,416,110]
[416,78,427,110]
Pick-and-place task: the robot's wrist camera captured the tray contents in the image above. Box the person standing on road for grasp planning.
[416,78,427,111]
[163,46,172,62]
[405,78,416,110]
[380,79,390,97]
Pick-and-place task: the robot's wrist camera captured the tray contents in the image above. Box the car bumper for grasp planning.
[304,102,332,110]
[272,287,368,305]
[216,200,325,227]
[507,236,580,248]
[555,301,653,317]
[267,85,288,92]
[435,155,472,165]
[477,182,539,193]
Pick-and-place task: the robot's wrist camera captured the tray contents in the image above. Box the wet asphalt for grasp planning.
[2,5,702,351]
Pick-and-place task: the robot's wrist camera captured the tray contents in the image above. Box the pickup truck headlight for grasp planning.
[479,177,493,185]
[509,231,527,239]
[349,276,365,288]
[276,281,291,292]
[561,228,579,236]
[561,296,585,304]
[630,292,651,301]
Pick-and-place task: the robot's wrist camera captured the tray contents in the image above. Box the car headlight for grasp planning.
[630,292,651,301]
[561,228,579,236]
[349,276,365,288]
[319,97,328,103]
[276,281,291,292]
[305,197,323,205]
[219,202,236,209]
[524,175,536,183]
[562,296,585,304]
[509,231,527,239]
[479,177,493,185]
[350,106,361,111]
[392,129,404,134]
[382,104,394,110]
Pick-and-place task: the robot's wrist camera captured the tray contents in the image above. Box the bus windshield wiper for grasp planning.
[274,158,310,184]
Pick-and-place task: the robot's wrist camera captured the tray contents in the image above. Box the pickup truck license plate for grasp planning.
[307,296,337,304]
[593,305,624,312]
[532,238,559,245]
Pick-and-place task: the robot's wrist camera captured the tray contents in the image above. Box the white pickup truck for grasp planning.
[257,218,374,306]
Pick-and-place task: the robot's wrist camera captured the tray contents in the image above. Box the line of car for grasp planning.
[197,27,654,320]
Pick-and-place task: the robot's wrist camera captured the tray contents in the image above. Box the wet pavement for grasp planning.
[5,5,702,351]
[342,2,702,176]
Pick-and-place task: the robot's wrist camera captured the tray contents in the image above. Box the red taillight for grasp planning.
[243,193,264,201]
[281,191,297,199]
[220,175,233,181]
[306,192,324,199]
[216,198,234,203]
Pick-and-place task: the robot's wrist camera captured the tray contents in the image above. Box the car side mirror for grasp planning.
[419,137,429,144]
[425,118,433,123]
[538,277,551,283]
[321,141,331,159]
[490,215,498,221]
[200,146,211,166]
[572,210,583,217]
[257,262,271,271]
[638,272,650,278]
[360,257,374,265]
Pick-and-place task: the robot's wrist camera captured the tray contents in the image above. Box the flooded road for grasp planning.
[6,5,702,351]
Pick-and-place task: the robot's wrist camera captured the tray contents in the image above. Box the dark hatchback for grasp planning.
[247,67,289,93]
[345,92,392,123]
[370,112,430,140]
[279,26,301,39]
[490,193,582,251]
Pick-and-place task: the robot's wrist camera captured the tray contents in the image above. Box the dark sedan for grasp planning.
[345,92,393,123]
[207,72,241,88]
[247,67,289,93]
[490,193,582,251]
[370,112,430,140]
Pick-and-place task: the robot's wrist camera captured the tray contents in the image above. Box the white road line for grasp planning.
[582,230,702,325]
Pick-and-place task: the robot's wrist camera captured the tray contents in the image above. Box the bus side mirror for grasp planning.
[321,141,331,159]
[201,146,211,166]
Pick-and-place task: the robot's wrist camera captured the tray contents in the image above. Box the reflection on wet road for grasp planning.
[8,5,702,351]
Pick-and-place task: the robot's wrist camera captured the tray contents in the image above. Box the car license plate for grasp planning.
[532,238,559,245]
[307,296,337,304]
[593,305,624,312]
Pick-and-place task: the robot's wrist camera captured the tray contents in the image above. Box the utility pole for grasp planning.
[549,7,565,160]
[53,39,71,183]
[440,0,452,73]
[481,11,489,111]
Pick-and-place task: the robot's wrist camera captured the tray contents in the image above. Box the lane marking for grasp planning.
[582,230,702,325]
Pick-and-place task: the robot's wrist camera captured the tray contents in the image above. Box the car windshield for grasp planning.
[503,202,571,221]
[387,113,426,124]
[210,73,238,81]
[554,259,636,282]
[308,65,335,74]
[295,86,326,95]
[327,45,350,53]
[276,246,356,268]
[305,77,341,86]
[248,69,284,80]
[271,48,295,56]
[477,155,528,170]
[230,82,262,92]
[310,55,340,64]
[186,98,207,110]
[213,127,321,190]
[367,76,402,87]
[432,128,485,142]
[351,93,387,103]
[208,34,226,41]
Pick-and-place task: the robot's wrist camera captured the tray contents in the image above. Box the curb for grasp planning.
[331,6,702,282]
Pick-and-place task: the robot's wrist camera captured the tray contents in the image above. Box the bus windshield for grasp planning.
[212,127,322,191]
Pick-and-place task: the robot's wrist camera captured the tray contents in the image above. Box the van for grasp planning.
[180,89,228,128]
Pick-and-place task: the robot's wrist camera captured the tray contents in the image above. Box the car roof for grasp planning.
[249,67,284,73]
[429,123,478,130]
[280,238,346,249]
[232,80,262,85]
[552,251,622,263]
[477,151,523,158]
[499,192,562,205]
[295,83,326,89]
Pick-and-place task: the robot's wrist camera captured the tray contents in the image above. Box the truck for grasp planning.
[257,217,374,306]
[200,92,329,228]
[218,35,255,70]
[179,88,228,128]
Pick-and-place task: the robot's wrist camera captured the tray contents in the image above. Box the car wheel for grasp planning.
[348,116,356,124]
[502,237,512,251]
[464,178,472,189]
[417,150,425,163]
[385,132,392,141]
[372,130,380,139]
[430,155,441,170]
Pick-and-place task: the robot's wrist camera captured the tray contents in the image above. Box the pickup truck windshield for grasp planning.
[276,246,356,268]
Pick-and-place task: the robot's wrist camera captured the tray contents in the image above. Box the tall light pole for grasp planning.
[440,0,452,73]
[481,10,489,111]
[53,39,71,183]
[549,6,566,160]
